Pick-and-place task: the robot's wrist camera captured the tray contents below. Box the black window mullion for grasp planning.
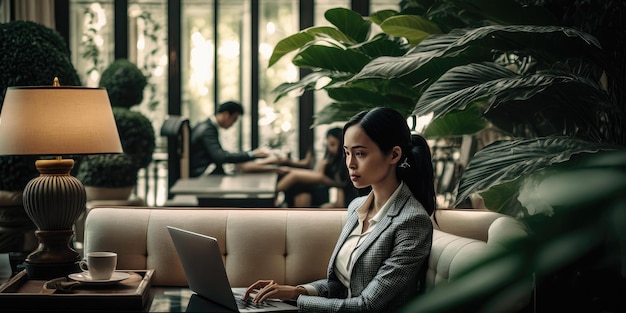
[114,0,128,59]
[250,0,260,149]
[166,0,182,192]
[298,0,314,159]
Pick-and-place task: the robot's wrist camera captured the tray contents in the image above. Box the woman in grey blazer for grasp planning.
[245,107,435,313]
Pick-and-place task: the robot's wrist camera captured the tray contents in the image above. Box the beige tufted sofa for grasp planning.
[84,207,532,310]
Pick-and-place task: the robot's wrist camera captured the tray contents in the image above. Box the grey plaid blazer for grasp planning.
[297,183,433,313]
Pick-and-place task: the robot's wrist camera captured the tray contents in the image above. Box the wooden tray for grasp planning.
[0,269,154,312]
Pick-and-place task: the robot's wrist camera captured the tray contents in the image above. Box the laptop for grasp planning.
[167,226,299,312]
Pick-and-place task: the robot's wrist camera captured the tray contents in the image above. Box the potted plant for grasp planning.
[0,20,82,267]
[76,59,155,201]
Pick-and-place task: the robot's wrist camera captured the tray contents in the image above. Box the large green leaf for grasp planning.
[268,26,355,67]
[293,45,371,73]
[369,9,398,25]
[324,8,371,43]
[414,62,516,118]
[415,62,622,143]
[415,25,601,56]
[313,102,377,126]
[479,180,525,216]
[380,15,443,45]
[354,25,605,86]
[353,33,411,58]
[327,87,413,115]
[455,137,619,207]
[423,102,489,138]
[327,87,390,104]
[268,31,315,68]
[345,78,420,101]
[272,71,341,102]
[351,47,471,87]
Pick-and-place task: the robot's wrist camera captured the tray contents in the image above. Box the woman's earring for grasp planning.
[399,157,410,168]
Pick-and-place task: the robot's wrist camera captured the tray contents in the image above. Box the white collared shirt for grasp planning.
[333,181,405,291]
[299,181,405,297]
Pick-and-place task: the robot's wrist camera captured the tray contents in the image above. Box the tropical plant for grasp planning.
[268,0,625,217]
[0,21,82,192]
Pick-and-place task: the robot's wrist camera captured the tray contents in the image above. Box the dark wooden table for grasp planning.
[168,172,278,207]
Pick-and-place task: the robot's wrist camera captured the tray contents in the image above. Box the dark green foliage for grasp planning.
[76,154,137,187]
[99,59,147,109]
[0,156,38,191]
[0,21,81,104]
[0,21,81,191]
[112,107,155,169]
[77,60,155,188]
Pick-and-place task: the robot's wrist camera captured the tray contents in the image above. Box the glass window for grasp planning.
[371,0,400,12]
[69,0,115,87]
[217,0,246,153]
[181,0,247,155]
[181,0,215,125]
[127,1,168,127]
[258,0,299,155]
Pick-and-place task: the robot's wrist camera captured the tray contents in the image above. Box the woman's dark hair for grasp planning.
[343,107,436,215]
[324,127,342,159]
[325,127,348,184]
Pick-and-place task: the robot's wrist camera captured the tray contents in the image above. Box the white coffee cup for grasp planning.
[79,251,117,280]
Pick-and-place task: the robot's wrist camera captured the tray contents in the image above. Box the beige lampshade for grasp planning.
[0,86,123,155]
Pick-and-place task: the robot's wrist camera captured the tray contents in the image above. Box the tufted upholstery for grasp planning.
[84,207,531,309]
[85,208,348,287]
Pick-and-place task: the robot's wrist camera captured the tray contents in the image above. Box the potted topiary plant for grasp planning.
[0,20,82,269]
[76,59,156,202]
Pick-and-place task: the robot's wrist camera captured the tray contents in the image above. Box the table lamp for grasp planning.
[0,78,123,279]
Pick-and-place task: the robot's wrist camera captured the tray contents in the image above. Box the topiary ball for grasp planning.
[99,59,147,108]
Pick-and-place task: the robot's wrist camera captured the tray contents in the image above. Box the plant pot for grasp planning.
[85,186,134,202]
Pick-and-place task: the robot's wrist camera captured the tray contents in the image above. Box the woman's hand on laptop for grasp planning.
[244,280,307,303]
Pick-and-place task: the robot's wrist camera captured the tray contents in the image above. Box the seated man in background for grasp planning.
[189,101,269,176]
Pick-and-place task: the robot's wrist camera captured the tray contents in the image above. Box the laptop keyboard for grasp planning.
[236,297,275,310]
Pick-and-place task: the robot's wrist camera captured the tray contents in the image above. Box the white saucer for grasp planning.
[68,271,131,285]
